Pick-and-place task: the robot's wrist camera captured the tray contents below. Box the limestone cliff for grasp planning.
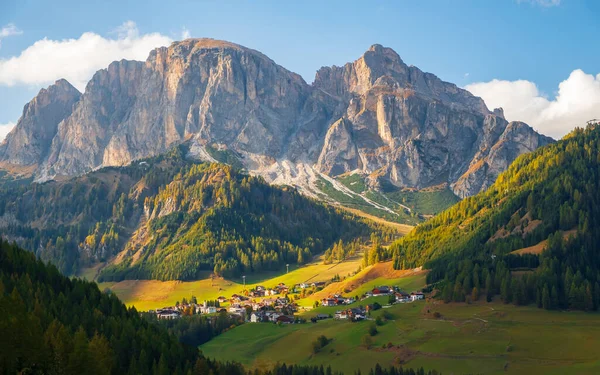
[1,39,553,201]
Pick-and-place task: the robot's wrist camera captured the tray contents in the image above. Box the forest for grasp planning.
[387,124,600,310]
[0,144,372,280]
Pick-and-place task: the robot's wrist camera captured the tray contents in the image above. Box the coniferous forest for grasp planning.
[388,124,600,310]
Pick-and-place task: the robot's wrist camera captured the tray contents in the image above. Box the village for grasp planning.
[152,281,425,324]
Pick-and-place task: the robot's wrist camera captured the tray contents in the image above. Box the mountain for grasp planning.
[0,39,552,219]
[0,79,81,169]
[0,144,371,277]
[388,123,600,310]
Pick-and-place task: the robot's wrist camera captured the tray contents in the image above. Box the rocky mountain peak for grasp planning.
[1,39,553,206]
[0,79,81,167]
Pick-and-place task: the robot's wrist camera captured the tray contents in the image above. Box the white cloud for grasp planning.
[181,27,191,40]
[0,23,23,48]
[517,0,561,7]
[0,122,15,141]
[465,69,600,139]
[0,21,172,91]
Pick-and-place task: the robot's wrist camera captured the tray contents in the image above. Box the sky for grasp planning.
[0,0,599,140]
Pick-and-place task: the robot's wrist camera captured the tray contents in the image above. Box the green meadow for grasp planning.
[200,300,600,375]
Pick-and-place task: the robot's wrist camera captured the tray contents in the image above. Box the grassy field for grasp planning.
[200,299,600,375]
[94,253,365,311]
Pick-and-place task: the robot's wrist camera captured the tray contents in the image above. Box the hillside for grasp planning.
[389,124,600,310]
[201,299,600,375]
[0,145,372,279]
[0,239,228,374]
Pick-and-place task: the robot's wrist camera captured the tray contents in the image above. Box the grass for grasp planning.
[332,174,459,224]
[97,254,364,311]
[316,176,414,224]
[200,299,600,375]
[383,187,460,215]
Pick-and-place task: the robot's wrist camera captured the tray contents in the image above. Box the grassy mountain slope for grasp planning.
[201,299,600,375]
[389,124,600,310]
[0,145,373,280]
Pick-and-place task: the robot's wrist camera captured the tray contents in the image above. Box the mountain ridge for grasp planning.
[0,38,553,208]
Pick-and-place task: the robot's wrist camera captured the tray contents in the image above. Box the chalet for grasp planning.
[315,314,329,320]
[411,292,424,301]
[395,293,411,303]
[311,281,326,288]
[266,311,283,322]
[256,285,266,292]
[196,301,217,314]
[372,286,391,295]
[321,298,337,307]
[217,296,228,303]
[228,306,246,316]
[276,315,294,324]
[348,307,366,321]
[334,310,348,319]
[156,309,181,320]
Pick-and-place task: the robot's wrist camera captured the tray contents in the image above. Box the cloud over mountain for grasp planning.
[466,69,600,139]
[0,21,172,91]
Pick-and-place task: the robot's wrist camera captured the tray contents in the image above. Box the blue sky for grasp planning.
[1,0,599,138]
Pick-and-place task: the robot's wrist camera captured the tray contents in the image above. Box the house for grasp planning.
[156,309,181,320]
[228,306,246,315]
[311,281,326,288]
[217,296,228,303]
[299,283,310,289]
[265,311,283,322]
[334,310,348,319]
[411,292,425,301]
[322,298,336,307]
[250,312,265,323]
[372,286,391,295]
[276,315,294,324]
[256,285,265,291]
[199,301,218,314]
[396,293,411,303]
[315,314,329,320]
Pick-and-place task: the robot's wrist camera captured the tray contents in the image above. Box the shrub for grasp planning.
[311,335,331,354]
[369,323,378,336]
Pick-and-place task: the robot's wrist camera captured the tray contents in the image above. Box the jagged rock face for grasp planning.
[311,45,553,196]
[0,79,81,167]
[40,40,312,178]
[2,39,553,198]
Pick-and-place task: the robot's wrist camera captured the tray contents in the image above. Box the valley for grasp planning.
[0,9,598,375]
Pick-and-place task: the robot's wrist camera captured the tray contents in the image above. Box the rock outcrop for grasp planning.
[1,39,553,199]
[0,79,81,167]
